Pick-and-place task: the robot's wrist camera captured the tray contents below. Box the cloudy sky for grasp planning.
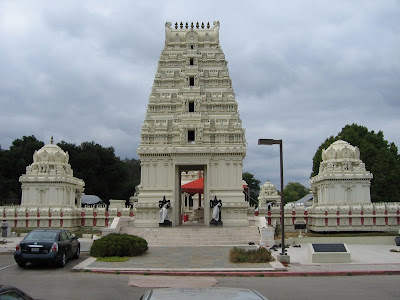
[1,0,399,190]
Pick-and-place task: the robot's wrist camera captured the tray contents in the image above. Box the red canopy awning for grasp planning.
[181,177,203,194]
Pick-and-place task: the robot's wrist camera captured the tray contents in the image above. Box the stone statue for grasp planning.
[159,196,172,227]
[210,196,223,226]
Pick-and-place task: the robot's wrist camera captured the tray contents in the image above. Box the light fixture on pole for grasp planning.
[258,139,287,258]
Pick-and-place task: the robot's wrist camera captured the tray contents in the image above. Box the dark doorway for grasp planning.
[188,130,195,142]
[189,101,194,112]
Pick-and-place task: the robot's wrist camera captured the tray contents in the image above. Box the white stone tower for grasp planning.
[135,21,248,227]
[310,140,373,205]
[20,137,85,207]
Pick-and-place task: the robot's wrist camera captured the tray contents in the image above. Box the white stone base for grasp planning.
[277,254,290,263]
[308,243,351,263]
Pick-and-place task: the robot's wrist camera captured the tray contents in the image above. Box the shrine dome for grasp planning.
[259,181,278,196]
[314,139,372,178]
[24,137,74,176]
[322,140,360,161]
[33,137,69,166]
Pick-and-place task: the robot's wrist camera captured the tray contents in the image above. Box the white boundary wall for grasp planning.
[258,202,400,232]
[0,205,134,230]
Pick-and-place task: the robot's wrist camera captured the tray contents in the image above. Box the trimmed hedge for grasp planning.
[229,247,274,263]
[90,234,148,257]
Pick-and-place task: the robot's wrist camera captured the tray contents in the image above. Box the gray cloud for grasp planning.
[1,0,399,192]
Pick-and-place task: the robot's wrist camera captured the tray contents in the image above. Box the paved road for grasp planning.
[0,255,399,300]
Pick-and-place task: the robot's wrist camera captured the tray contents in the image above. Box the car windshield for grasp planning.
[25,231,57,241]
[146,288,266,300]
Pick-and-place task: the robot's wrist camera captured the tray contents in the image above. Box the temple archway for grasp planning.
[175,165,208,226]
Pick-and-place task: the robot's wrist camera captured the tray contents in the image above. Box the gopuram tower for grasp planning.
[135,21,248,227]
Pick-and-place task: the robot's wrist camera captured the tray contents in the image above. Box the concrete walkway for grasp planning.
[282,243,400,276]
[73,246,285,273]
[3,236,400,276]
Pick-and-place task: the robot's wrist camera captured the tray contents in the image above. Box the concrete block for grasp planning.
[308,243,351,263]
[277,254,290,264]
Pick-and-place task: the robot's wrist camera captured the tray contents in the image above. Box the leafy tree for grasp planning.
[119,158,141,201]
[283,182,309,203]
[0,136,44,204]
[311,124,400,202]
[58,141,140,204]
[242,172,261,206]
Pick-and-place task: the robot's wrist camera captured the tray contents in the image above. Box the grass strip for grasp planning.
[96,256,130,262]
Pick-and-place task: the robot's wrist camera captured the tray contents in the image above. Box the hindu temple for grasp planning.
[134,21,248,227]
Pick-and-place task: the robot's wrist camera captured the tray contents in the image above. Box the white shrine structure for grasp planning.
[310,140,373,205]
[257,181,281,212]
[134,21,248,227]
[19,137,85,207]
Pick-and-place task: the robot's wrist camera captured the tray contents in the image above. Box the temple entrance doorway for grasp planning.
[177,165,208,226]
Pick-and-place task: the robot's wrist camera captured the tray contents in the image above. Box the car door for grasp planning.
[59,231,71,258]
[65,230,78,257]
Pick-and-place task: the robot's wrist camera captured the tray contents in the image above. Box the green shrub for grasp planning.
[229,247,274,263]
[90,234,148,257]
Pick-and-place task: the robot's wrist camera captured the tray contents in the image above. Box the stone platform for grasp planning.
[120,226,260,246]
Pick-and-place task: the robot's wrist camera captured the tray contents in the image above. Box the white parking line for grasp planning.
[0,263,17,271]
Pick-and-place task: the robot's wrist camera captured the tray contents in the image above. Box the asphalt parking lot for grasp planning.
[1,254,400,300]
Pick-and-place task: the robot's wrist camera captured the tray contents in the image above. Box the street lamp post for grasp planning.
[258,139,287,257]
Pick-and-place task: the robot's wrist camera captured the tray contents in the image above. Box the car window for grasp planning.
[59,231,68,241]
[25,231,57,241]
[65,231,72,240]
[0,291,25,300]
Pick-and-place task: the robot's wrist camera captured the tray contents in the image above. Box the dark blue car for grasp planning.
[14,229,80,268]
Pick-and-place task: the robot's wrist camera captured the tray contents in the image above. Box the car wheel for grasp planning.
[74,246,80,259]
[58,251,67,268]
[17,261,26,268]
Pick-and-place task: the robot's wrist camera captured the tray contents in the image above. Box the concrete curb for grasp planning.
[74,269,400,277]
[72,257,400,277]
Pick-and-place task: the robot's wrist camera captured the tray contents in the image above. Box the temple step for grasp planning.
[119,226,260,246]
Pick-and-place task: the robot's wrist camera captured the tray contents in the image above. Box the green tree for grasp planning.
[283,182,309,203]
[58,141,131,204]
[119,158,141,201]
[311,124,400,202]
[242,172,261,206]
[0,136,44,204]
[58,141,141,204]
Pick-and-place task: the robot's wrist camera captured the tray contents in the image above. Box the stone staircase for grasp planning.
[120,226,260,246]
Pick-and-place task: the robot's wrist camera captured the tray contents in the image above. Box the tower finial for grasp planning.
[50,136,54,144]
